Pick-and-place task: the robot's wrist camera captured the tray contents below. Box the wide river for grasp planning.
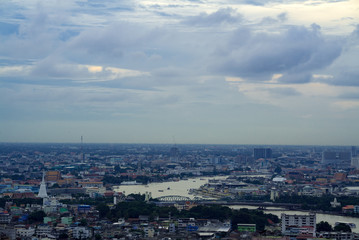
[113,176,359,232]
[113,176,228,199]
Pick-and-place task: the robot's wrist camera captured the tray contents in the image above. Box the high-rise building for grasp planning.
[281,213,316,237]
[253,148,272,160]
[351,156,359,169]
[352,146,357,157]
[321,151,351,167]
[170,146,180,162]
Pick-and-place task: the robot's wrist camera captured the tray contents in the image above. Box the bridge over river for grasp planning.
[156,195,191,202]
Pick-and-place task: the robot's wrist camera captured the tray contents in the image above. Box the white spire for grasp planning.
[38,172,48,198]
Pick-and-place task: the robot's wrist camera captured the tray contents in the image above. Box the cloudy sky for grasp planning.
[0,0,359,145]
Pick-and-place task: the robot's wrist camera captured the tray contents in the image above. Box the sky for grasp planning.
[0,0,359,145]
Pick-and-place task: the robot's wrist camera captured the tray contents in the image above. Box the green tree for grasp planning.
[79,218,88,226]
[317,221,333,232]
[334,223,352,232]
[58,233,69,239]
[28,210,46,223]
[274,166,282,175]
[96,203,110,218]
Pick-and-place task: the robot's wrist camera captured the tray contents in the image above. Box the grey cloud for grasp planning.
[213,24,342,83]
[315,25,359,86]
[75,0,135,14]
[279,73,312,84]
[330,71,359,86]
[260,12,287,25]
[226,0,347,5]
[338,92,359,99]
[277,12,287,22]
[182,8,242,26]
[267,87,301,97]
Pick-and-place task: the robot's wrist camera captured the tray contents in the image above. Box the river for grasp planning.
[113,176,359,232]
[113,176,228,199]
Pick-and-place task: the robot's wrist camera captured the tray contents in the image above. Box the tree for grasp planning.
[317,221,333,232]
[274,166,282,175]
[334,223,352,232]
[96,203,110,218]
[28,210,46,223]
[79,218,88,226]
[59,233,69,239]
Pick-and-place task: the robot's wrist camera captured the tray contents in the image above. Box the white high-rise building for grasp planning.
[281,213,316,237]
[351,157,359,169]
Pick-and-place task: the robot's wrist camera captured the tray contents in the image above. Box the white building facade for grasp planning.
[281,213,316,237]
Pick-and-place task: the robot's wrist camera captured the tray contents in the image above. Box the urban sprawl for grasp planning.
[0,143,359,240]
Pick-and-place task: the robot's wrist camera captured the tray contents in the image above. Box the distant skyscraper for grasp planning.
[322,151,351,167]
[352,146,357,157]
[170,146,180,162]
[351,156,359,169]
[253,148,272,160]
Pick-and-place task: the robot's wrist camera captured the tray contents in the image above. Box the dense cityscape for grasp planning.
[0,143,359,239]
[1,0,359,239]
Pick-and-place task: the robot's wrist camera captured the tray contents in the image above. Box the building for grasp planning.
[237,224,256,232]
[0,212,11,224]
[72,226,92,239]
[321,151,351,167]
[38,173,49,207]
[16,225,35,238]
[46,171,61,182]
[36,224,52,237]
[318,232,353,240]
[351,157,359,169]
[254,148,272,160]
[281,213,316,237]
[330,198,341,208]
[78,182,103,188]
[352,146,357,157]
[170,146,180,162]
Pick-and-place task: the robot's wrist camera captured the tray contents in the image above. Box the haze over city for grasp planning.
[0,0,359,145]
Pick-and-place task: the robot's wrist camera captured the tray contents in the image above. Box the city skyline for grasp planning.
[1,0,359,145]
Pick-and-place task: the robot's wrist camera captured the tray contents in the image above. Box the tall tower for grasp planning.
[81,135,85,163]
[38,172,48,198]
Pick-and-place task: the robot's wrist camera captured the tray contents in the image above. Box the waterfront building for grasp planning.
[281,213,316,237]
